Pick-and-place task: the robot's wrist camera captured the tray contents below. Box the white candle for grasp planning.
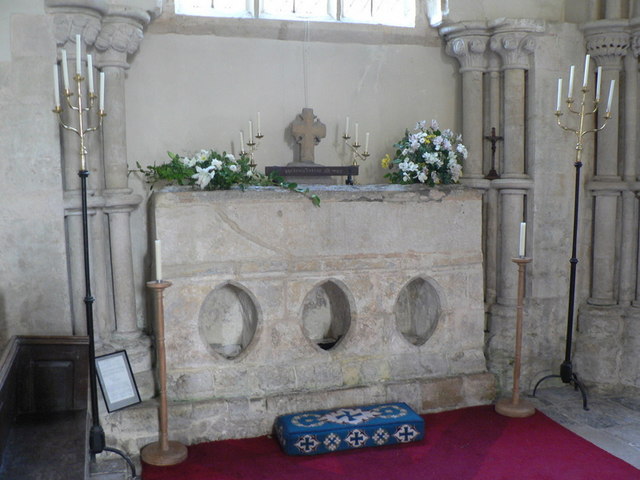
[99,71,105,110]
[239,131,245,150]
[567,65,575,99]
[519,222,526,257]
[556,78,563,111]
[606,79,615,113]
[154,239,162,281]
[75,34,82,76]
[249,120,253,139]
[355,123,359,145]
[87,54,94,94]
[345,116,350,137]
[257,112,261,135]
[595,66,602,101]
[61,49,70,91]
[365,132,370,152]
[53,64,60,108]
[582,54,590,87]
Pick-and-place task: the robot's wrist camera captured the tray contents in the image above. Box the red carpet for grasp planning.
[142,405,640,479]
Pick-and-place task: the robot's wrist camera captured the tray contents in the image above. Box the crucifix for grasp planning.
[484,127,503,180]
[291,108,326,164]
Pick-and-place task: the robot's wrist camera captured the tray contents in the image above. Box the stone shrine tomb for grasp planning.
[123,184,494,447]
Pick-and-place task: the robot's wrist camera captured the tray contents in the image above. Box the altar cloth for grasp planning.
[274,402,425,455]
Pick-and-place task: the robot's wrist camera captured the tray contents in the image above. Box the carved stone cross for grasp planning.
[291,108,326,164]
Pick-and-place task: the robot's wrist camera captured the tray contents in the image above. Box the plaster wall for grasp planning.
[0,10,72,345]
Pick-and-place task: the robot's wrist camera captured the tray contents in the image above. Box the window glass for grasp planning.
[262,0,333,19]
[175,0,415,26]
[175,0,253,17]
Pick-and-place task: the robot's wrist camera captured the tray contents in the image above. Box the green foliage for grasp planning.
[134,150,320,207]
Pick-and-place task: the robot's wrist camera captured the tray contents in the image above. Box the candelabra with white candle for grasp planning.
[240,113,265,171]
[342,117,370,164]
[50,36,148,476]
[534,54,614,411]
[53,35,106,172]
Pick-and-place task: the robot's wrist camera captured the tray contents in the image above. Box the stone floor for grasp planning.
[528,382,640,469]
[91,383,640,479]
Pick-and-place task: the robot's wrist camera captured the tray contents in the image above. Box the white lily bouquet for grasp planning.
[135,149,320,206]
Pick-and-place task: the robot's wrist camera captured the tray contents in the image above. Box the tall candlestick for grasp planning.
[99,72,105,111]
[519,222,526,257]
[606,79,615,113]
[87,54,94,94]
[75,34,82,76]
[595,66,602,101]
[364,132,370,152]
[354,123,359,145]
[567,65,575,99]
[582,54,590,88]
[345,117,350,137]
[556,78,562,111]
[239,131,244,151]
[249,120,253,139]
[154,239,162,281]
[257,112,261,135]
[61,49,70,91]
[53,64,60,108]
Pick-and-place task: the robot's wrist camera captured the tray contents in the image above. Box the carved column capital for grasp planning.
[489,32,536,70]
[629,18,640,58]
[47,5,104,46]
[94,18,145,68]
[440,22,490,72]
[88,3,156,68]
[445,35,489,72]
[583,21,630,67]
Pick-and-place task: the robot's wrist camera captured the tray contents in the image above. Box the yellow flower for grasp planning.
[381,154,392,169]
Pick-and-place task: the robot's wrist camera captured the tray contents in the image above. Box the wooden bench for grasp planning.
[0,336,89,479]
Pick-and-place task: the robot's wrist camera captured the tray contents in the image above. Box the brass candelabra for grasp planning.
[342,134,370,166]
[240,117,264,171]
[533,57,614,411]
[53,37,139,479]
[342,133,369,185]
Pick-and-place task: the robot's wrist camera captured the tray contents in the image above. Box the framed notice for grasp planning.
[95,350,141,412]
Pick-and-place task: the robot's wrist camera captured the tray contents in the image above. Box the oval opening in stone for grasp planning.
[199,283,258,359]
[395,277,441,346]
[301,280,352,351]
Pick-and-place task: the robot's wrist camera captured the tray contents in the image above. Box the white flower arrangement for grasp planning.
[381,119,466,186]
[135,149,320,206]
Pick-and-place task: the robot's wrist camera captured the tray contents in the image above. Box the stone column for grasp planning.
[632,23,640,306]
[94,11,147,340]
[483,56,502,307]
[619,52,638,305]
[441,23,489,181]
[440,24,495,314]
[584,26,629,305]
[490,26,537,305]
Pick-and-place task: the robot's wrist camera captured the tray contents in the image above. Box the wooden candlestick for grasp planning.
[495,257,536,418]
[141,280,188,466]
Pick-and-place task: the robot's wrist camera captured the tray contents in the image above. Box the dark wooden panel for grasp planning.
[0,335,89,475]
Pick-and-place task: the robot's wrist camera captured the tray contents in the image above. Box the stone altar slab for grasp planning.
[137,184,493,446]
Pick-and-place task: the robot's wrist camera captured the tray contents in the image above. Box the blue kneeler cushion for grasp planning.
[274,402,425,455]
